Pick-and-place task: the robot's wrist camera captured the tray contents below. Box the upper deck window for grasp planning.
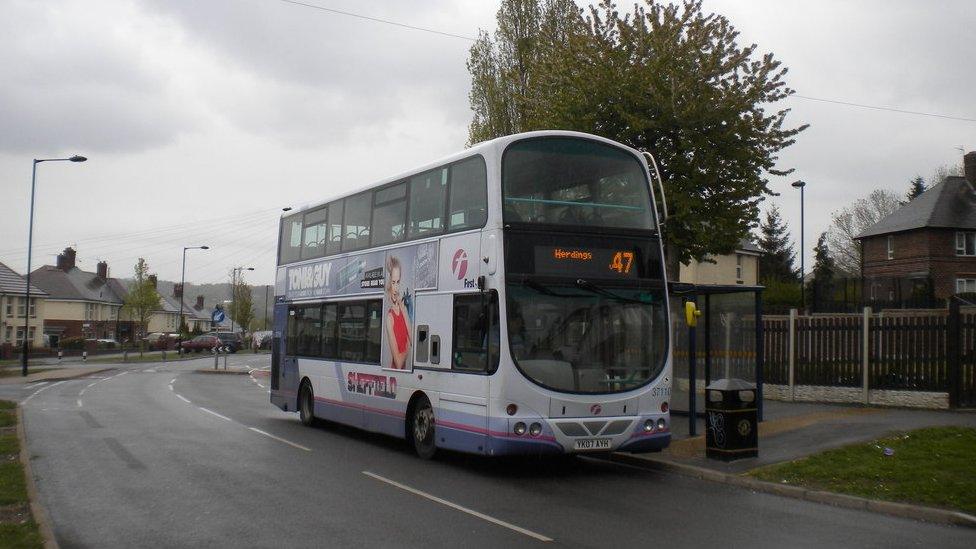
[449,156,488,231]
[502,137,654,231]
[342,192,372,251]
[279,213,303,264]
[301,207,328,259]
[409,168,447,238]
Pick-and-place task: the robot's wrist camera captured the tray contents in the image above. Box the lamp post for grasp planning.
[22,155,87,377]
[231,266,255,335]
[792,180,807,312]
[177,246,209,353]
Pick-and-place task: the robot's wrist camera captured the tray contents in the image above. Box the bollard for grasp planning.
[223,353,228,370]
[58,350,63,363]
[162,349,167,362]
[123,350,128,363]
[83,351,87,362]
[214,348,219,370]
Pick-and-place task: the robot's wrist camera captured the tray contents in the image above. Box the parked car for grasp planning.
[179,335,220,353]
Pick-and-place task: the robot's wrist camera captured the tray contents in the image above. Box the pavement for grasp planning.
[2,357,975,548]
[655,400,976,475]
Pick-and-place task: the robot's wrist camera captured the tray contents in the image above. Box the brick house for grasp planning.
[855,151,976,302]
[0,261,48,350]
[30,248,133,345]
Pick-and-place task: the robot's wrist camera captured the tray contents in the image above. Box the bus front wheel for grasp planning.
[299,382,315,427]
[409,395,436,460]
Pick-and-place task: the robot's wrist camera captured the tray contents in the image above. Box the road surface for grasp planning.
[3,356,974,548]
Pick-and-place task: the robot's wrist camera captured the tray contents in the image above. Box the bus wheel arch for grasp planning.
[298,377,315,426]
[405,391,437,459]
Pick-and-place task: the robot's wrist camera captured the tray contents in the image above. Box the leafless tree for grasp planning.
[827,189,901,276]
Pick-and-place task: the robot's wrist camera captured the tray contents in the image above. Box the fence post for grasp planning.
[788,308,797,401]
[862,306,871,405]
[948,298,961,408]
[755,289,764,422]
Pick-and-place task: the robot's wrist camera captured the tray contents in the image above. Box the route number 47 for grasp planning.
[609,251,634,274]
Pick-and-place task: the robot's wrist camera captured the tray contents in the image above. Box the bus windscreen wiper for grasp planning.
[575,278,651,304]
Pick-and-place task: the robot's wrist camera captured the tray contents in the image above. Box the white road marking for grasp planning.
[30,381,49,388]
[362,471,553,542]
[21,380,67,405]
[169,378,177,384]
[168,384,174,392]
[198,407,232,422]
[144,368,156,373]
[256,383,266,389]
[248,427,311,452]
[77,399,82,408]
[176,394,191,404]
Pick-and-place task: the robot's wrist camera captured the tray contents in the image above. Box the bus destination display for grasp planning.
[533,246,639,278]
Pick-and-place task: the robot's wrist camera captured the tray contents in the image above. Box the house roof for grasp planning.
[737,238,762,254]
[30,265,125,304]
[856,176,976,239]
[0,262,48,297]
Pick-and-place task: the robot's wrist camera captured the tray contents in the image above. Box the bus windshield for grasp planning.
[506,282,667,394]
[502,137,654,230]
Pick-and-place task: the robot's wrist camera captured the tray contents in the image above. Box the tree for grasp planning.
[467,0,808,274]
[906,176,926,201]
[122,258,160,355]
[826,189,901,276]
[756,205,797,283]
[809,232,836,310]
[228,272,254,340]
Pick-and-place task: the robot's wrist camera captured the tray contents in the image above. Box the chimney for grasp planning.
[174,283,183,298]
[195,296,205,310]
[96,261,108,280]
[965,151,976,186]
[56,247,77,271]
[148,274,158,289]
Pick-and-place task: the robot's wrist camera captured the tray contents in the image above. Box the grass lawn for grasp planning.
[0,401,42,548]
[751,426,976,514]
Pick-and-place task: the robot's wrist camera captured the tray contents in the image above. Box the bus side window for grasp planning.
[452,291,498,373]
[326,200,343,256]
[279,213,304,264]
[449,156,487,231]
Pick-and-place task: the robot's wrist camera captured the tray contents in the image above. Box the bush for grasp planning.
[59,337,85,350]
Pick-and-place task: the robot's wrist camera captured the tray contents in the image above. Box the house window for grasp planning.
[4,298,11,317]
[29,298,36,318]
[886,236,894,260]
[15,327,24,346]
[735,254,743,282]
[957,278,976,294]
[4,326,11,342]
[956,232,976,256]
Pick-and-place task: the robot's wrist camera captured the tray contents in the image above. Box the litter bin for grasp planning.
[705,378,758,461]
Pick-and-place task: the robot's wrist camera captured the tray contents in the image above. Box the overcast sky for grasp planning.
[1,0,973,286]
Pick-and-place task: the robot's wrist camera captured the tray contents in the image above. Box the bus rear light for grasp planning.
[529,423,542,437]
[661,401,669,413]
[643,419,654,432]
[506,404,518,416]
[513,422,527,436]
[657,418,667,431]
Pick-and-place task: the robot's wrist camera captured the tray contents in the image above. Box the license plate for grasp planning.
[574,438,611,451]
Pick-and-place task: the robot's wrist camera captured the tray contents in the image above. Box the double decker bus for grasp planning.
[271,130,671,458]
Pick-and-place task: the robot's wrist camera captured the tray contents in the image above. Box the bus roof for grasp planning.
[281,130,646,218]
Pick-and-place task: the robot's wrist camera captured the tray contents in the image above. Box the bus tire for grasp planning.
[408,394,436,460]
[299,381,315,427]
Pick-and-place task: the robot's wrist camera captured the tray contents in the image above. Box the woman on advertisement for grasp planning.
[385,255,412,369]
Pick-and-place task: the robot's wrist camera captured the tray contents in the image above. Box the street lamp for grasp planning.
[792,180,807,311]
[22,155,87,377]
[177,246,209,353]
[231,266,255,334]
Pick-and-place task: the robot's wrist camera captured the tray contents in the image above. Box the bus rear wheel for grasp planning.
[299,382,315,427]
[409,395,436,460]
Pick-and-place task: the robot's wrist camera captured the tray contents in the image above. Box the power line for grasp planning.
[275,0,477,41]
[791,95,976,123]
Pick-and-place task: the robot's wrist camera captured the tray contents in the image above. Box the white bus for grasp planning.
[271,130,671,458]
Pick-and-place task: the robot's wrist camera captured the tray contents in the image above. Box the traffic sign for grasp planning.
[212,309,225,323]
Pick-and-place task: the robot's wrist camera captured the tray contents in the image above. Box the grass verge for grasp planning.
[0,401,43,548]
[750,426,976,514]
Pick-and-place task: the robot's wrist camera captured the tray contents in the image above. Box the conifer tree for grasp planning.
[906,176,926,201]
[757,205,797,283]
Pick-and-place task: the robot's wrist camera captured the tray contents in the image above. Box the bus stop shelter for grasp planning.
[669,284,764,436]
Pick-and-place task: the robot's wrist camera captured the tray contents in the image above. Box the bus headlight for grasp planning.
[529,423,542,437]
[514,422,527,436]
[657,418,667,431]
[643,419,655,432]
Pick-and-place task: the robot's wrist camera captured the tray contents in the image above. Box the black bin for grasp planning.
[705,378,758,461]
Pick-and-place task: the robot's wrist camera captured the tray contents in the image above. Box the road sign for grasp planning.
[212,309,225,323]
